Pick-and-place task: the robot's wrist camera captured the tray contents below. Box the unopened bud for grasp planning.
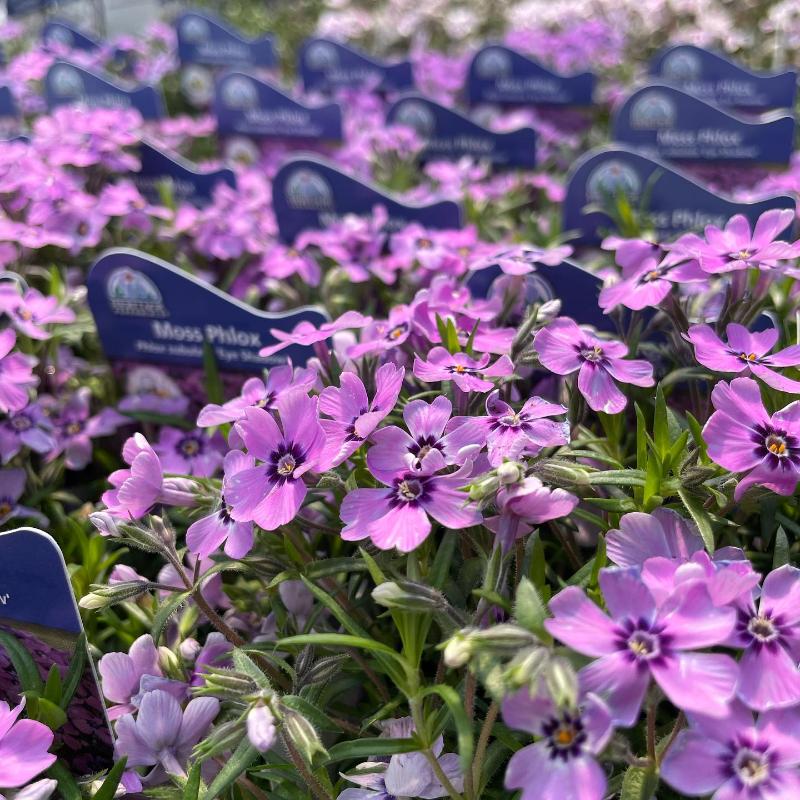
[468,474,499,501]
[299,654,347,687]
[78,581,150,610]
[201,667,257,697]
[537,299,562,321]
[247,703,277,753]
[443,631,475,668]
[371,581,446,612]
[534,459,590,489]
[150,515,176,549]
[281,708,328,765]
[503,646,550,691]
[89,511,120,537]
[497,461,523,485]
[159,646,182,677]
[316,471,346,490]
[545,656,579,709]
[470,624,539,653]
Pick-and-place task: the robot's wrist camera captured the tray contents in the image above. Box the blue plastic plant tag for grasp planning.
[612,84,795,164]
[466,45,595,107]
[0,527,114,776]
[7,0,50,16]
[272,155,463,243]
[0,86,20,138]
[214,72,343,141]
[467,258,614,331]
[135,141,237,207]
[45,60,165,120]
[299,38,414,94]
[563,146,796,245]
[386,94,536,168]
[42,19,102,52]
[87,249,330,370]
[650,44,797,111]
[176,11,277,68]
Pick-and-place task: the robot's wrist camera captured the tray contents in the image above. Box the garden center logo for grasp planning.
[44,25,74,48]
[179,15,211,44]
[49,64,84,99]
[630,91,677,129]
[284,168,334,210]
[220,75,258,110]
[586,160,641,202]
[305,42,339,70]
[474,48,512,79]
[106,267,168,318]
[661,49,702,81]
[393,100,436,138]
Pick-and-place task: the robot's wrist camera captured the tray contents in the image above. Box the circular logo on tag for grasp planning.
[49,63,84,98]
[586,160,642,202]
[630,90,676,129]
[45,25,74,48]
[285,168,334,210]
[223,136,260,167]
[392,100,436,137]
[305,41,339,70]
[181,65,214,107]
[661,48,702,81]
[220,75,258,110]
[180,15,210,44]
[474,47,512,79]
[106,267,167,317]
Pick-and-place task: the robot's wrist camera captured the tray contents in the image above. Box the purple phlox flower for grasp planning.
[0,468,46,527]
[318,364,405,468]
[599,249,705,312]
[534,317,654,414]
[340,451,481,552]
[97,180,172,232]
[43,388,127,470]
[102,433,197,520]
[0,403,54,463]
[347,305,413,359]
[191,633,232,686]
[158,555,229,611]
[686,322,800,392]
[186,450,255,559]
[724,565,800,711]
[367,395,484,478]
[247,704,276,754]
[0,698,55,789]
[703,377,800,500]
[0,286,75,340]
[502,682,613,800]
[153,427,225,478]
[114,690,219,778]
[453,390,569,466]
[259,242,321,287]
[1,777,58,799]
[673,209,797,274]
[661,701,800,799]
[0,330,37,415]
[545,567,739,725]
[98,634,162,721]
[259,311,372,359]
[469,243,574,276]
[197,365,317,428]
[410,302,515,356]
[118,366,189,417]
[226,391,326,531]
[389,224,466,275]
[413,347,514,393]
[486,476,579,552]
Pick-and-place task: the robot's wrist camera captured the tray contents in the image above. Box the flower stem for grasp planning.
[658,711,685,766]
[282,734,334,800]
[470,701,499,798]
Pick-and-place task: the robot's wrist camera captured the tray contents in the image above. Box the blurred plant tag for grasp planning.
[650,44,797,111]
[273,154,463,243]
[386,94,536,168]
[613,84,795,164]
[214,72,343,141]
[563,146,796,245]
[44,60,165,119]
[0,527,114,777]
[466,45,595,107]
[87,248,329,371]
[41,18,103,53]
[299,37,414,94]
[134,141,237,207]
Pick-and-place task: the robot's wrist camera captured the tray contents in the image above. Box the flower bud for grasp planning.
[443,630,475,668]
[78,581,150,610]
[537,299,562,321]
[497,461,523,485]
[470,624,539,653]
[371,581,446,612]
[281,707,328,765]
[299,654,347,687]
[468,474,499,502]
[545,655,579,709]
[201,667,257,697]
[503,646,550,691]
[89,511,120,537]
[247,703,277,753]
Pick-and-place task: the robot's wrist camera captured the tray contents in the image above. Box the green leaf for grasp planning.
[444,317,460,354]
[183,761,202,800]
[151,591,191,644]
[232,648,272,690]
[418,684,474,772]
[59,633,87,710]
[43,664,62,705]
[589,534,606,589]
[0,630,44,693]
[325,737,419,764]
[529,531,547,597]
[429,533,457,590]
[514,577,550,641]
[774,526,790,569]
[299,576,369,638]
[653,384,669,460]
[91,757,128,800]
[202,737,258,800]
[47,761,82,800]
[678,488,715,553]
[686,412,709,462]
[643,452,662,505]
[620,764,659,800]
[281,695,340,733]
[202,341,225,406]
[25,695,67,730]
[276,633,409,668]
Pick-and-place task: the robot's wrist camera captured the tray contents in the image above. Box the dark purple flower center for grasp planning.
[724,736,774,790]
[9,414,32,432]
[576,342,607,364]
[217,497,234,525]
[384,323,408,342]
[409,435,443,463]
[751,425,800,466]
[736,608,788,651]
[266,442,305,484]
[637,266,668,284]
[732,350,762,364]
[615,618,672,666]
[64,420,84,436]
[255,392,276,410]
[389,474,430,507]
[729,249,752,263]
[179,435,204,458]
[446,364,478,376]
[14,307,36,322]
[541,711,587,761]
[0,497,13,517]
[344,407,369,442]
